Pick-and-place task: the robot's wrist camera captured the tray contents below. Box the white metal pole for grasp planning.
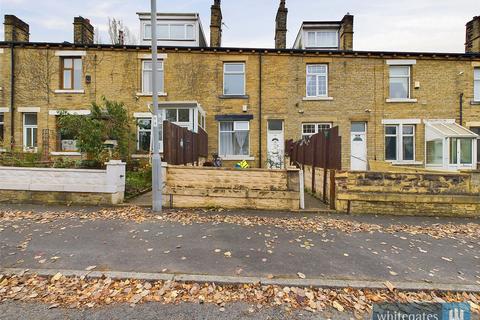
[151,0,162,212]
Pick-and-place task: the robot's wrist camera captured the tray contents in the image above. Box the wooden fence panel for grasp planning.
[163,121,208,166]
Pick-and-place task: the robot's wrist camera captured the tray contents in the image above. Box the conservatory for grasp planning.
[425,120,478,171]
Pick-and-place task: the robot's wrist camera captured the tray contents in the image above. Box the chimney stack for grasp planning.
[73,16,94,45]
[3,15,29,42]
[118,30,125,45]
[339,14,354,51]
[275,0,288,49]
[466,16,480,53]
[210,0,222,47]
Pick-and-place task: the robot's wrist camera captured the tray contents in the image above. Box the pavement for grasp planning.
[1,203,479,289]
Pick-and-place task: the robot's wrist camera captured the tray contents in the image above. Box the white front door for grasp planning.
[350,122,367,171]
[267,120,284,169]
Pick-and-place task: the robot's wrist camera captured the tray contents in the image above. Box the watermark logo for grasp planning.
[372,302,471,320]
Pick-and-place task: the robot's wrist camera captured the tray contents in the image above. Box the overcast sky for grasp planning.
[0,0,478,52]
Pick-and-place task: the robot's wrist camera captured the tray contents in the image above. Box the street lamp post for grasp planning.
[150,0,162,212]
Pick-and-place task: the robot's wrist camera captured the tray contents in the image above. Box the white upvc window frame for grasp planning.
[144,23,195,41]
[306,64,328,98]
[223,62,246,96]
[384,124,416,162]
[23,113,38,151]
[136,118,152,152]
[301,122,332,139]
[389,65,411,100]
[218,120,250,157]
[474,68,480,102]
[141,59,164,94]
[305,30,339,48]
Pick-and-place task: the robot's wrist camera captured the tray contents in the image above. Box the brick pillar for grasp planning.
[339,14,354,51]
[210,0,222,47]
[466,16,480,53]
[275,0,288,49]
[3,15,29,42]
[73,16,94,45]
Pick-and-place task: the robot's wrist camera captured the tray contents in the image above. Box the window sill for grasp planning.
[54,89,85,94]
[136,92,168,97]
[387,160,423,165]
[219,95,249,100]
[50,152,81,156]
[471,100,480,105]
[302,96,333,101]
[220,156,255,161]
[386,98,418,103]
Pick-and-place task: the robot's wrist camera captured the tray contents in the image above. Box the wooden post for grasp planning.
[322,132,329,203]
[329,169,336,210]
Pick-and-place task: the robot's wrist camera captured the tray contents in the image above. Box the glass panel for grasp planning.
[390,66,409,77]
[186,25,194,39]
[178,109,190,122]
[306,75,317,97]
[317,123,331,131]
[166,109,177,122]
[389,77,409,99]
[402,136,414,161]
[73,59,82,90]
[224,74,245,95]
[63,70,72,89]
[426,139,443,165]
[158,24,169,39]
[403,125,414,135]
[157,70,164,92]
[316,31,337,47]
[224,63,244,73]
[268,120,283,131]
[143,61,152,70]
[474,68,480,80]
[26,128,32,147]
[460,138,473,164]
[475,79,480,101]
[220,121,233,132]
[307,32,315,47]
[471,127,480,162]
[317,75,327,96]
[385,126,397,135]
[307,65,327,74]
[138,119,151,130]
[234,131,249,155]
[303,124,315,134]
[142,69,151,93]
[0,114,4,123]
[385,136,397,160]
[32,127,37,147]
[235,121,249,130]
[170,24,185,39]
[63,58,72,68]
[220,131,234,155]
[450,138,458,164]
[138,131,151,152]
[351,122,366,133]
[24,113,37,126]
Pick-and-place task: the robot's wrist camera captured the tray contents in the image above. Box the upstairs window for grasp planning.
[385,124,415,162]
[223,63,245,95]
[144,23,194,40]
[306,30,338,48]
[142,60,164,94]
[389,66,411,99]
[306,64,328,97]
[61,57,82,90]
[474,68,480,102]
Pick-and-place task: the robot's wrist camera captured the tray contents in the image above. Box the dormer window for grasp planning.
[306,30,338,48]
[144,23,194,41]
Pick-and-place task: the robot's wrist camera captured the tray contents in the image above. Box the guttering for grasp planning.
[9,43,15,149]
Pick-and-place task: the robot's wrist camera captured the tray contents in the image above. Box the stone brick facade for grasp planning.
[0,42,480,169]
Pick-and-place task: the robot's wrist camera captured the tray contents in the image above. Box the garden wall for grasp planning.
[0,160,126,205]
[163,166,301,211]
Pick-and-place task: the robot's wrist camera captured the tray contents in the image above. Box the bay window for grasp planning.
[384,124,415,162]
[223,63,245,95]
[306,64,328,97]
[142,60,164,94]
[219,121,250,156]
[23,113,38,150]
[389,66,410,99]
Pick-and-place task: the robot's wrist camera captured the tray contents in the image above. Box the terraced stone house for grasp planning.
[0,0,479,171]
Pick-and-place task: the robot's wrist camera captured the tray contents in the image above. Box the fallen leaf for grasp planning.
[384,281,395,292]
[85,266,96,271]
[297,272,306,279]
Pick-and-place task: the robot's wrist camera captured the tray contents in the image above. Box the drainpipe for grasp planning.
[9,44,15,149]
[459,93,464,126]
[258,53,263,168]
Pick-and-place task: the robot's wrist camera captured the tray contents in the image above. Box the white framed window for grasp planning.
[136,118,163,153]
[165,108,190,125]
[306,30,338,48]
[23,113,38,150]
[389,66,411,99]
[384,124,415,162]
[0,113,4,142]
[449,138,474,165]
[223,63,245,95]
[306,64,328,97]
[219,121,250,156]
[470,127,480,165]
[142,60,164,94]
[144,23,195,40]
[474,68,480,102]
[61,57,82,90]
[302,122,332,139]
